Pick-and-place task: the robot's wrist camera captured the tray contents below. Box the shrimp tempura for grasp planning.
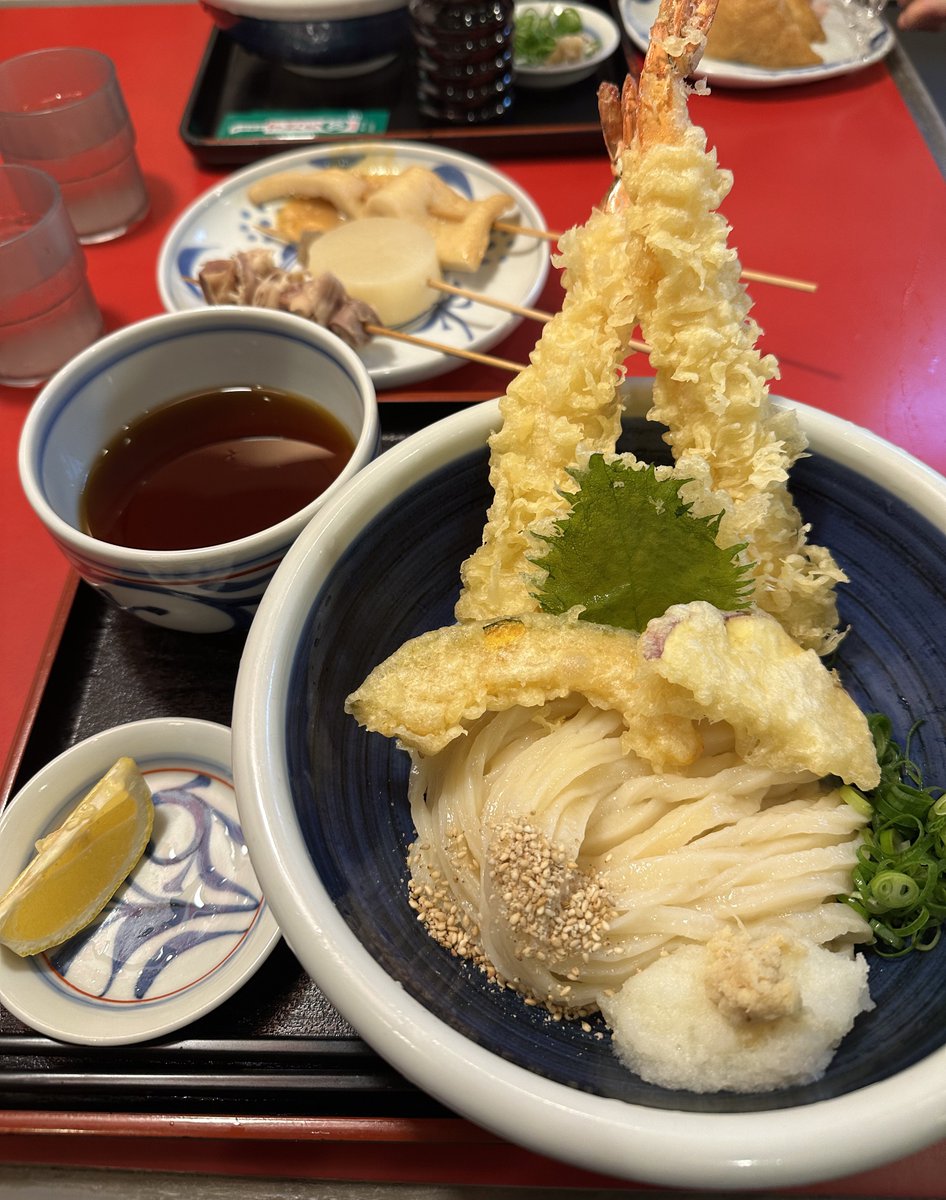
[454,199,643,622]
[457,0,844,654]
[613,0,844,652]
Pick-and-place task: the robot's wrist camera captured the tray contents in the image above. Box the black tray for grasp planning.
[0,402,467,1119]
[180,27,631,164]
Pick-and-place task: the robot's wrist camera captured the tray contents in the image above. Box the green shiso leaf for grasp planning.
[531,455,754,632]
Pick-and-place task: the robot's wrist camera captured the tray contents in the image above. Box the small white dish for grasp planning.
[619,0,893,87]
[0,718,281,1046]
[157,142,549,391]
[514,2,621,88]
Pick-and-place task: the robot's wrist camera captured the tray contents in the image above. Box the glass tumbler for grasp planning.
[0,47,150,244]
[0,165,103,388]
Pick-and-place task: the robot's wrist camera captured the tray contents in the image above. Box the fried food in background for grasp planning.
[258,165,516,274]
[704,0,825,67]
[275,196,341,242]
[785,0,827,42]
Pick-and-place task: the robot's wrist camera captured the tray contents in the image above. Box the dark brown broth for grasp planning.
[81,385,356,551]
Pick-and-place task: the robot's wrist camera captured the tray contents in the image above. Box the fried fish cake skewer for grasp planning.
[247,168,369,216]
[252,165,518,274]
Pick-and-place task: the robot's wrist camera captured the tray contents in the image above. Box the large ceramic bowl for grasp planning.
[200,0,410,74]
[232,383,946,1189]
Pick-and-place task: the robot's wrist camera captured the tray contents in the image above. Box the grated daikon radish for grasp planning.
[305,217,441,328]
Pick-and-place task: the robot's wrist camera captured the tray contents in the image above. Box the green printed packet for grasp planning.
[217,109,390,140]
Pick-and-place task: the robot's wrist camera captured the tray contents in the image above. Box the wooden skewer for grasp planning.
[499,224,818,292]
[428,277,651,356]
[493,218,559,241]
[255,221,818,294]
[740,268,818,293]
[430,277,552,324]
[364,322,527,373]
[514,224,817,292]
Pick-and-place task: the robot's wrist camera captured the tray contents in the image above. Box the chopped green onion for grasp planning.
[555,6,582,33]
[845,714,946,957]
[839,784,873,817]
[869,870,920,909]
[513,6,591,65]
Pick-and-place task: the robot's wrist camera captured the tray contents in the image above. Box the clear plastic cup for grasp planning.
[0,165,103,388]
[0,47,149,245]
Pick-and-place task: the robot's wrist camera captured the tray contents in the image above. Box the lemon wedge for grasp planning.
[0,756,154,957]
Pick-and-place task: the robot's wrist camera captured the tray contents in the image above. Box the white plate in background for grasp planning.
[619,0,894,87]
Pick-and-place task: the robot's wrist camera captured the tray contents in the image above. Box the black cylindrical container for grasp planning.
[409,0,515,125]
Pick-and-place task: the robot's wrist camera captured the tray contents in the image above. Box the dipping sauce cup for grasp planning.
[18,307,380,634]
[0,164,103,388]
[0,47,149,244]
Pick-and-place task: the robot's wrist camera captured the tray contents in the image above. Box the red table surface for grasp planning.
[1,4,946,1189]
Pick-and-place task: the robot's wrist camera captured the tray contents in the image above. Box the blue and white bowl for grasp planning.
[200,0,410,75]
[18,307,379,634]
[233,383,946,1190]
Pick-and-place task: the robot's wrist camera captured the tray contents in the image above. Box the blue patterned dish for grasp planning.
[156,142,549,391]
[0,718,280,1046]
[233,380,946,1189]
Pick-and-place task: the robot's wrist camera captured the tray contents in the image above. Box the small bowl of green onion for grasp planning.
[513,2,621,88]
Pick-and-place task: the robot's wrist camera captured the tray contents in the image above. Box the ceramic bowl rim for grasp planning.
[17,307,379,572]
[232,387,946,1190]
[200,0,406,22]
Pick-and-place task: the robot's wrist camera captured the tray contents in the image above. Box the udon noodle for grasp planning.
[408,699,868,1016]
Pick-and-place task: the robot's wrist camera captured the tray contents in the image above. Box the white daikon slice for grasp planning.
[306,217,441,328]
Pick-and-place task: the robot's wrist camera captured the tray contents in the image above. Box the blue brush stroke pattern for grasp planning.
[48,774,261,1001]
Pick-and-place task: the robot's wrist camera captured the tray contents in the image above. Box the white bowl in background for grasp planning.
[514,2,621,88]
[200,0,410,74]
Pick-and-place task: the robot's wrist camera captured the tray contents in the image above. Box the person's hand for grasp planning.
[896,0,946,31]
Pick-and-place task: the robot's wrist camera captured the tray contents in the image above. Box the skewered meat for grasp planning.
[197,250,379,350]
